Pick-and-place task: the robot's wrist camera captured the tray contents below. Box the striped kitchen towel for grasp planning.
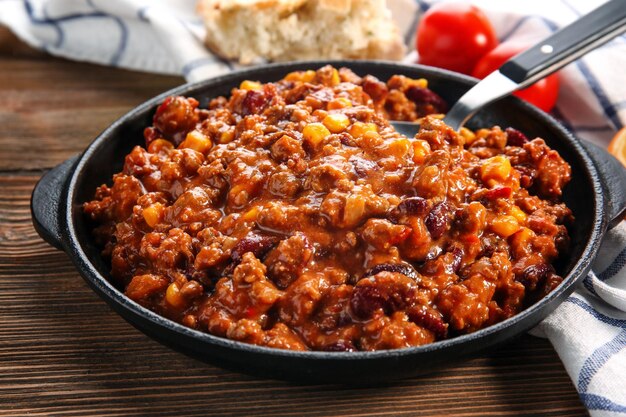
[1,0,625,415]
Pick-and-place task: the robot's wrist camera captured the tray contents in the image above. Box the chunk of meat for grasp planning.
[199,253,283,335]
[153,96,200,145]
[126,274,168,302]
[359,219,411,250]
[265,233,314,289]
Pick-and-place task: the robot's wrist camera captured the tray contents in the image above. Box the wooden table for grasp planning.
[0,28,588,417]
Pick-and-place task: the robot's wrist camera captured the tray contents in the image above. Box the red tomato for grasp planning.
[416,2,498,75]
[472,42,560,112]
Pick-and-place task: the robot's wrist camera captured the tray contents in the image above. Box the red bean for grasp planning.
[350,285,387,319]
[449,247,464,274]
[505,127,529,147]
[230,232,277,264]
[362,263,420,281]
[350,273,417,319]
[406,86,448,113]
[391,197,429,218]
[519,263,554,291]
[350,156,379,178]
[425,202,450,239]
[407,306,448,340]
[242,90,269,116]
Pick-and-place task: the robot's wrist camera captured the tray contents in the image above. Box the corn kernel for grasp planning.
[147,139,174,154]
[218,129,235,144]
[302,70,317,82]
[491,215,521,237]
[230,184,245,195]
[480,155,512,185]
[179,130,212,153]
[412,139,431,164]
[330,68,340,86]
[142,203,163,228]
[284,71,301,82]
[349,122,377,138]
[165,282,186,309]
[323,114,350,133]
[360,130,383,147]
[242,206,261,222]
[239,80,262,91]
[312,109,328,120]
[459,127,477,145]
[302,122,331,148]
[511,227,534,246]
[383,138,411,158]
[509,205,527,223]
[407,78,428,89]
[327,97,353,110]
[342,193,366,227]
[285,70,316,83]
[510,227,535,258]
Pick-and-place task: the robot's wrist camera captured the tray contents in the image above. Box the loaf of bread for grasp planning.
[197,0,406,64]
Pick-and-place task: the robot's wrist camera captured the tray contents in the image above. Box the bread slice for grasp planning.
[197,0,406,64]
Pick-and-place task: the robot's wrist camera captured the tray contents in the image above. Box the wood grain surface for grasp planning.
[0,27,589,417]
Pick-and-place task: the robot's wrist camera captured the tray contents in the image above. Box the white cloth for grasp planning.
[1,0,625,415]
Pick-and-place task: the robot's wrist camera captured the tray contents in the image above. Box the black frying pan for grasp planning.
[30,61,626,383]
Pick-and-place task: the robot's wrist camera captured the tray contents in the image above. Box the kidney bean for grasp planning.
[350,273,417,319]
[391,197,429,218]
[230,232,277,264]
[425,202,450,239]
[362,263,420,281]
[407,306,448,340]
[242,90,269,116]
[541,273,563,296]
[505,127,529,147]
[519,263,555,291]
[350,285,387,319]
[449,247,464,274]
[406,86,448,113]
[350,156,379,178]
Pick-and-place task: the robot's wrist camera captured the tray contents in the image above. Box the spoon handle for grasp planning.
[500,0,626,89]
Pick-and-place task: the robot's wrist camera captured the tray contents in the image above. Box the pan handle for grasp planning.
[30,156,80,250]
[582,141,626,229]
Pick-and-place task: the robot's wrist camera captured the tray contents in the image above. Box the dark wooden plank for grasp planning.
[0,29,183,172]
[0,27,589,417]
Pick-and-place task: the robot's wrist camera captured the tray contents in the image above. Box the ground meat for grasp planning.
[84,65,573,352]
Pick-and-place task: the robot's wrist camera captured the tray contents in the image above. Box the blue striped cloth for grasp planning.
[2,0,624,414]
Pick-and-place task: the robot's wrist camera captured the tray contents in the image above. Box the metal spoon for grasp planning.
[391,0,626,137]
